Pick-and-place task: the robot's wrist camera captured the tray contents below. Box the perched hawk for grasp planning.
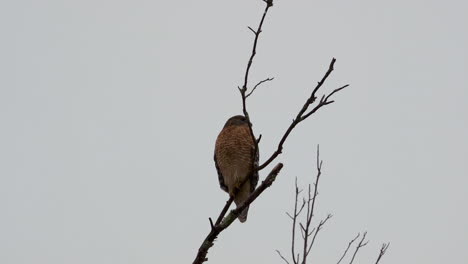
[214,115,259,223]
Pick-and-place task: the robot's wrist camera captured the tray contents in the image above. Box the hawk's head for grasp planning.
[224,115,249,128]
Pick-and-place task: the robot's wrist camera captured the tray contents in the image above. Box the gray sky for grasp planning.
[1,0,467,263]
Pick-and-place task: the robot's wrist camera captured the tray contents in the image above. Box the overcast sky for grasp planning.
[1,0,467,263]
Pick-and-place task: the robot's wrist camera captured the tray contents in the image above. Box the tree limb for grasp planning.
[336,233,361,264]
[258,59,349,171]
[276,147,333,264]
[276,250,291,264]
[349,231,369,264]
[306,214,332,256]
[246,77,275,98]
[375,243,390,264]
[301,146,325,264]
[214,197,234,226]
[238,0,273,170]
[192,163,283,264]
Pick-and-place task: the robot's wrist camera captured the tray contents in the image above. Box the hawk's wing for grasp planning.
[250,145,259,192]
[214,152,228,192]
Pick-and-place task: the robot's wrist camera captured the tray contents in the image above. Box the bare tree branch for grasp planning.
[291,182,300,263]
[306,214,332,256]
[276,250,291,264]
[349,231,369,264]
[301,146,324,264]
[245,77,275,98]
[258,59,349,171]
[336,233,361,264]
[375,243,390,264]
[192,163,283,264]
[214,197,234,226]
[290,177,303,264]
[248,26,257,35]
[276,147,334,264]
[238,1,273,165]
[276,151,389,264]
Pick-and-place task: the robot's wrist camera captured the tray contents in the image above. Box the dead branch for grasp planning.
[276,146,332,264]
[349,231,369,264]
[336,233,361,264]
[306,214,333,257]
[238,0,273,163]
[375,243,390,264]
[213,197,234,226]
[192,163,283,264]
[276,150,389,264]
[290,178,306,264]
[258,60,349,171]
[300,146,327,264]
[276,250,291,264]
[246,77,275,98]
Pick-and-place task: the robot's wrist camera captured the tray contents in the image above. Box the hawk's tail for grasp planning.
[238,206,249,223]
[234,181,251,223]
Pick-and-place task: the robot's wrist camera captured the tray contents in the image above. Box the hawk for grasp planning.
[214,115,259,223]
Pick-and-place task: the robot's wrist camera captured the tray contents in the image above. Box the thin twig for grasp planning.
[349,231,369,264]
[276,250,291,264]
[375,243,390,264]
[336,233,361,264]
[214,197,234,226]
[276,146,330,264]
[256,134,262,144]
[306,214,332,256]
[239,2,273,166]
[246,77,274,98]
[240,5,269,91]
[301,146,323,264]
[290,178,300,264]
[301,184,312,264]
[258,59,349,171]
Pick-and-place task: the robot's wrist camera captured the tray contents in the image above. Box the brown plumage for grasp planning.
[214,115,259,223]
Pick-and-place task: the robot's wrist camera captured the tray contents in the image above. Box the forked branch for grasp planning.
[192,163,283,264]
[277,146,332,264]
[238,0,273,160]
[276,149,390,264]
[349,232,369,264]
[375,243,390,264]
[336,233,361,264]
[258,59,349,171]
